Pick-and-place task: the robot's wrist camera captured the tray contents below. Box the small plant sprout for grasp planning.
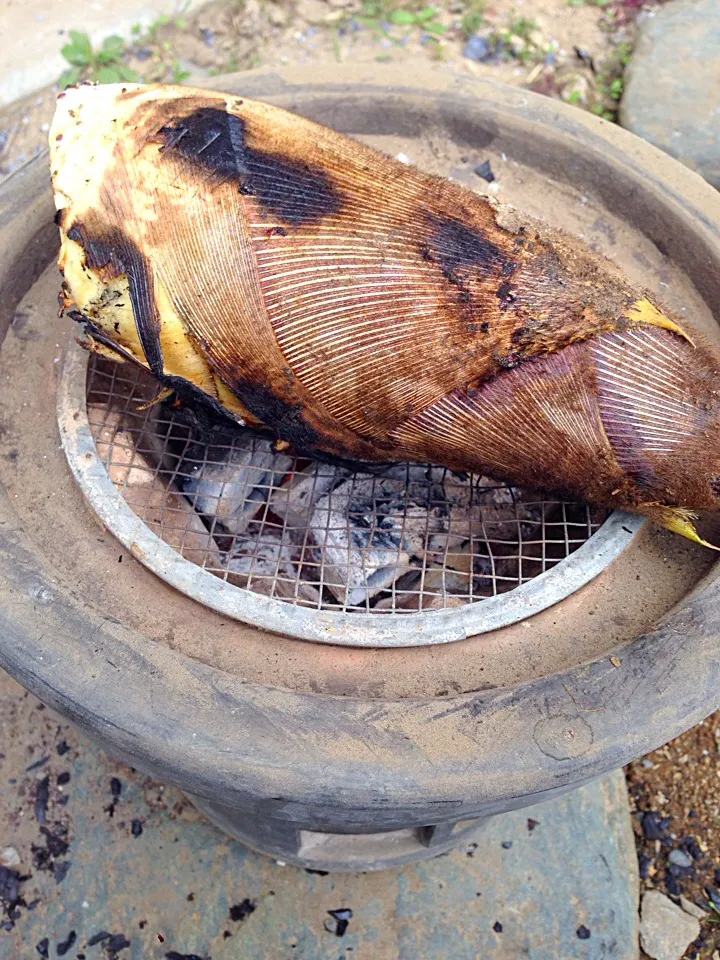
[59,31,140,88]
[460,0,485,40]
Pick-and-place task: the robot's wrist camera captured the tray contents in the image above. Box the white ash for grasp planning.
[309,473,425,607]
[306,469,545,608]
[174,432,554,609]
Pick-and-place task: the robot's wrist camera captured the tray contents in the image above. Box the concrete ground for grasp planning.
[1,0,207,106]
[0,669,639,960]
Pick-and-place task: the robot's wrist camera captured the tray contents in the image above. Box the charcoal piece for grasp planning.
[0,865,22,903]
[106,934,131,958]
[326,908,352,937]
[337,467,551,608]
[26,756,50,773]
[87,932,111,947]
[57,772,70,785]
[180,434,291,536]
[681,837,702,861]
[706,886,720,911]
[34,776,49,823]
[56,930,76,956]
[32,825,70,881]
[90,398,171,482]
[39,826,69,860]
[373,569,470,611]
[224,530,320,604]
[413,470,549,585]
[131,819,143,837]
[229,898,256,922]
[574,45,596,72]
[668,848,693,869]
[268,462,351,529]
[93,409,221,568]
[36,939,49,958]
[474,159,495,183]
[642,811,670,840]
[463,35,492,61]
[309,474,433,606]
[56,741,70,756]
[53,861,71,884]
[577,925,591,940]
[458,478,546,543]
[665,872,681,896]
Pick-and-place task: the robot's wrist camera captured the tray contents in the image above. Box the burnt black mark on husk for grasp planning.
[159,373,247,429]
[227,375,321,452]
[496,279,517,305]
[710,475,720,498]
[153,106,341,225]
[66,222,163,376]
[422,213,503,278]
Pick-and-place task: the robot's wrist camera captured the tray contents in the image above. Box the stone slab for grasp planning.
[620,0,720,190]
[0,669,639,959]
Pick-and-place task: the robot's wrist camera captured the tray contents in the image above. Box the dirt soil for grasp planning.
[627,712,720,960]
[0,0,662,179]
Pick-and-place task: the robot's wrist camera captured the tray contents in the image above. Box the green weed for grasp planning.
[353,1,446,42]
[485,14,544,65]
[592,40,633,120]
[139,0,191,41]
[507,16,538,40]
[460,0,485,40]
[170,59,191,83]
[59,31,140,87]
[60,0,193,89]
[590,103,615,121]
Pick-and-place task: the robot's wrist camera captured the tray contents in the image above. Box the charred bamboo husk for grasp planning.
[50,83,720,547]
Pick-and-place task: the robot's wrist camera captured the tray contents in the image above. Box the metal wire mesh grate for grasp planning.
[86,354,607,615]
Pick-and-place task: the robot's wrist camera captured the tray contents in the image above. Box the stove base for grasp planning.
[187,794,490,872]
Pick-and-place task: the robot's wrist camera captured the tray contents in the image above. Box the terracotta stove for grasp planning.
[0,66,718,872]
